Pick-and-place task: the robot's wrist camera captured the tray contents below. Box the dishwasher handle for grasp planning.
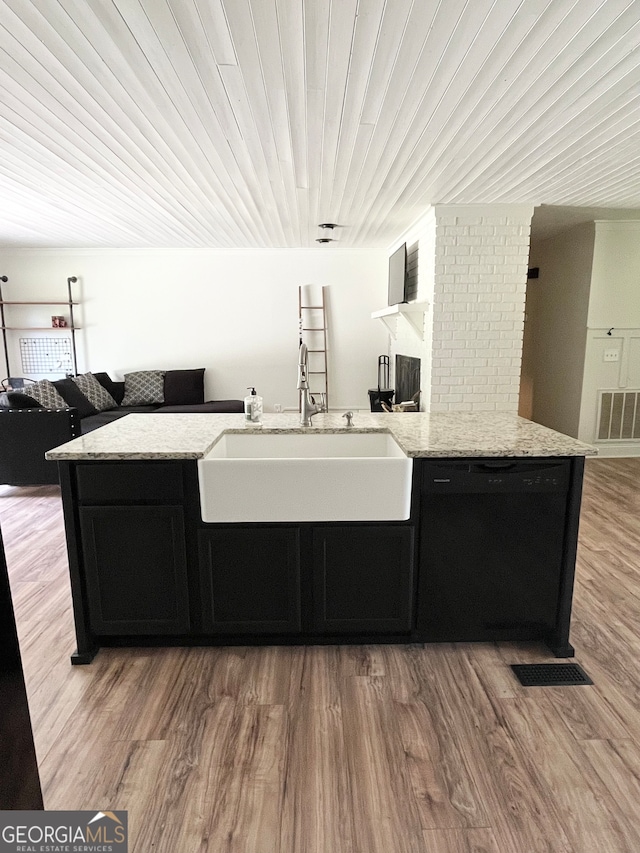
[471,460,519,471]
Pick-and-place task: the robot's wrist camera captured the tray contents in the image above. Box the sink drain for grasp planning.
[510,663,593,687]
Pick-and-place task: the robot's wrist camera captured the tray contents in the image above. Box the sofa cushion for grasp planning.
[0,391,41,409]
[92,371,125,405]
[80,406,159,433]
[163,368,205,406]
[53,378,98,418]
[21,379,68,409]
[122,370,166,406]
[72,372,118,412]
[155,400,244,413]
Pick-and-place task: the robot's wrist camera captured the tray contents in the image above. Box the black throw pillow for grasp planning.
[92,371,125,405]
[163,368,206,406]
[53,378,98,418]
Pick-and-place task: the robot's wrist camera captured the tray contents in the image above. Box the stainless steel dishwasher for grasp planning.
[416,457,574,652]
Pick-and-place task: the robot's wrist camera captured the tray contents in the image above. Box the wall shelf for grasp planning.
[0,276,80,379]
[371,301,429,340]
[1,327,82,331]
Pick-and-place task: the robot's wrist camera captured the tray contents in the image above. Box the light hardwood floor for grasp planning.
[2,458,640,852]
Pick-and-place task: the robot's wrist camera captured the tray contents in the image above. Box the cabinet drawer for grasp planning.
[76,462,184,503]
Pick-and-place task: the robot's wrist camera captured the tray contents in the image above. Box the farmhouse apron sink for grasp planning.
[197,430,413,523]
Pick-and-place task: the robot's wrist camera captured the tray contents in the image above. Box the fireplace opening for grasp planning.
[395,355,421,409]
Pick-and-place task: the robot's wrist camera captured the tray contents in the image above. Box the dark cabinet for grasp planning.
[198,524,414,637]
[198,527,301,634]
[312,526,414,634]
[76,462,184,503]
[79,505,190,635]
[59,453,583,663]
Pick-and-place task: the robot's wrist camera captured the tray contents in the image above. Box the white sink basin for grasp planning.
[198,431,413,522]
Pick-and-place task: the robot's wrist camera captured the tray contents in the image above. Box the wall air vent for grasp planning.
[597,390,640,441]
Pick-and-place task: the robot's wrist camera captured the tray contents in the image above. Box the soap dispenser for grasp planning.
[244,387,263,425]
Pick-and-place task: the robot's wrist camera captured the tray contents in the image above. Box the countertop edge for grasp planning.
[45,413,598,461]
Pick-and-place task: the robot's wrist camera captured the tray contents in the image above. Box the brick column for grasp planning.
[430,204,533,413]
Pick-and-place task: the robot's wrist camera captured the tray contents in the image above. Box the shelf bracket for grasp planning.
[371,301,429,341]
[379,315,400,339]
[401,308,426,339]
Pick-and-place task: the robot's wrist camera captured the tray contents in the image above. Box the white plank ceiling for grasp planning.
[1,0,640,248]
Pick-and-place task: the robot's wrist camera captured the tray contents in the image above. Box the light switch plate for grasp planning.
[604,349,620,362]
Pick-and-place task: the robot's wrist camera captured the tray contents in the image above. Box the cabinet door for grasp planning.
[79,506,190,635]
[198,527,301,634]
[312,526,414,634]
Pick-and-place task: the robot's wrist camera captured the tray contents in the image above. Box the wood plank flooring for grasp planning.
[2,457,640,852]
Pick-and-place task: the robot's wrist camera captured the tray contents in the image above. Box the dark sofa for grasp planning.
[0,370,243,486]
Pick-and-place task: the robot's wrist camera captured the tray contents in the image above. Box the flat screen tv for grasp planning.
[388,243,408,306]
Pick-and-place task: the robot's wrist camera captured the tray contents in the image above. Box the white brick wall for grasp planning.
[430,204,533,413]
[382,204,533,413]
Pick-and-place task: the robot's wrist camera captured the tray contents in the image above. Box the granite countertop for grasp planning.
[45,411,597,460]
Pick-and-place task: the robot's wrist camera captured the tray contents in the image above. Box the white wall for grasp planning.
[579,221,640,453]
[0,248,388,411]
[588,222,640,328]
[387,208,436,410]
[525,219,640,452]
[578,329,640,451]
[526,224,593,437]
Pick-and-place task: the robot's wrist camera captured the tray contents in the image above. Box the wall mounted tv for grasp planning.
[388,243,408,306]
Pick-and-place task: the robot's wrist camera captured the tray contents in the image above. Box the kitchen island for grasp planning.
[47,412,596,664]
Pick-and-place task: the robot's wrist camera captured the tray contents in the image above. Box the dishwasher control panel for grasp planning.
[421,458,571,494]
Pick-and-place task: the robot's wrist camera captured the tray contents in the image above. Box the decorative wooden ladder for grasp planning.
[298,285,329,411]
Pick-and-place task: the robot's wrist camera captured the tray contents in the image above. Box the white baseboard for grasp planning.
[591,443,640,458]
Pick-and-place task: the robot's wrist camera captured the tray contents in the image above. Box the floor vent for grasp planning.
[597,390,640,440]
[510,663,593,687]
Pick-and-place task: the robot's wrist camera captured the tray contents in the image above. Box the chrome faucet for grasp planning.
[298,342,326,426]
